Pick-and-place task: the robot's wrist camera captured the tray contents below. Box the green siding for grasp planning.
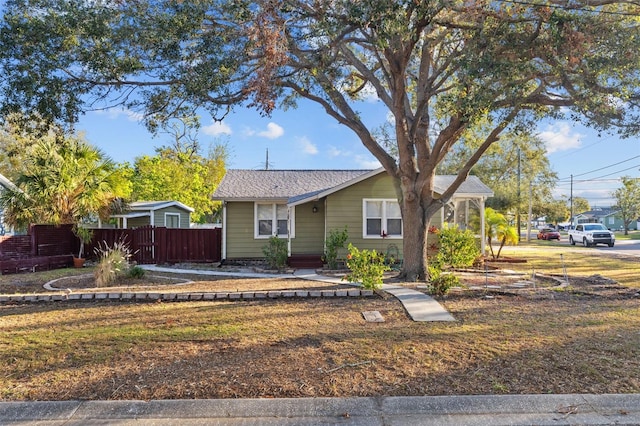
[226,202,263,258]
[154,206,190,228]
[128,216,151,228]
[291,202,325,254]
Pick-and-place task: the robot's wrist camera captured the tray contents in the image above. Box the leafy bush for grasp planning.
[344,243,390,290]
[324,227,348,269]
[94,240,132,287]
[127,265,146,279]
[262,236,288,271]
[434,225,480,268]
[426,225,477,295]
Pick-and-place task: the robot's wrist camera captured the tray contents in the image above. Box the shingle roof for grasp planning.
[212,169,494,202]
[212,169,373,201]
[433,175,494,197]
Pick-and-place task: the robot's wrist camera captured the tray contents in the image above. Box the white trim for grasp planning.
[362,198,403,239]
[221,202,227,260]
[254,202,296,239]
[164,212,181,228]
[128,200,195,212]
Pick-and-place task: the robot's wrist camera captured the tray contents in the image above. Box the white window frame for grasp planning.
[362,199,402,239]
[164,212,180,228]
[254,203,295,239]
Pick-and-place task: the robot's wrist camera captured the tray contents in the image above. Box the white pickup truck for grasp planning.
[568,223,615,247]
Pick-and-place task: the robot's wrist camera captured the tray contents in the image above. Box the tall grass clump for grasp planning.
[94,240,133,287]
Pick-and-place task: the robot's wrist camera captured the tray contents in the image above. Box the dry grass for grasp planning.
[1,246,639,401]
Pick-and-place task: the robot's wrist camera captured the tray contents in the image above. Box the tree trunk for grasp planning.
[400,198,428,281]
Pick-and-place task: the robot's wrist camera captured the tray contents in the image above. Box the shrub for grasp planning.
[434,225,480,268]
[426,225,477,295]
[262,236,288,271]
[127,265,146,279]
[324,227,348,269]
[94,240,132,287]
[344,243,390,290]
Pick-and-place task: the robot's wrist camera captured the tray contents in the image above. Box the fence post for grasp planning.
[156,227,167,264]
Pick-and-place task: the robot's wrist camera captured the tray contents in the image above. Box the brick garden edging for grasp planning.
[0,289,375,304]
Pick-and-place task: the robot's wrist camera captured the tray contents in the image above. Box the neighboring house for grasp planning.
[212,168,493,264]
[108,201,194,229]
[573,208,615,226]
[601,210,638,231]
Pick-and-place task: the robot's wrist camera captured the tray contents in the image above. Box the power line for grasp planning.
[498,0,640,17]
[557,158,640,182]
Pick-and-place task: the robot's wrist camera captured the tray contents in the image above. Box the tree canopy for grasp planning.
[127,142,228,224]
[0,134,131,229]
[613,176,640,234]
[2,0,640,280]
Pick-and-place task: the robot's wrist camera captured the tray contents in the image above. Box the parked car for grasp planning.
[537,228,561,240]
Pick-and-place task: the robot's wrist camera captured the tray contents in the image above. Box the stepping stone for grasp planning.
[362,311,384,322]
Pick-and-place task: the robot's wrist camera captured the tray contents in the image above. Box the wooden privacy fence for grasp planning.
[0,225,222,274]
[88,226,222,264]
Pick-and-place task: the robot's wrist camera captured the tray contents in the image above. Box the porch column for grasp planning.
[287,206,292,257]
[221,202,227,260]
[480,197,487,255]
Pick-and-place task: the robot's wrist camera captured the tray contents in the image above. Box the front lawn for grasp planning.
[1,246,639,400]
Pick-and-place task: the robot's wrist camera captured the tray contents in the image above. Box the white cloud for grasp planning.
[94,108,144,122]
[202,120,232,136]
[538,122,582,154]
[257,122,284,139]
[297,136,318,155]
[327,146,345,157]
[355,155,381,169]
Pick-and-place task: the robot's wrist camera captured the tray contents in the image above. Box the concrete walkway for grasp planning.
[144,266,455,322]
[2,394,639,425]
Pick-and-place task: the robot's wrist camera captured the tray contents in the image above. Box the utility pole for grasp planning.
[570,174,574,229]
[527,181,533,242]
[517,149,521,242]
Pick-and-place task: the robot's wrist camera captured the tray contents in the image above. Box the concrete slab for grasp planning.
[2,394,639,425]
[382,285,455,322]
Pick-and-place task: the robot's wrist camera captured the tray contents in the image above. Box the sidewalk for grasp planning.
[2,394,639,425]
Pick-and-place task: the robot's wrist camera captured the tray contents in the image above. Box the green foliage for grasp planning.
[73,226,94,259]
[127,265,146,279]
[425,226,476,296]
[344,243,390,290]
[0,133,131,231]
[433,226,480,269]
[484,208,519,259]
[613,176,640,234]
[262,236,288,271]
[128,142,227,223]
[94,240,133,288]
[324,227,348,270]
[427,264,460,297]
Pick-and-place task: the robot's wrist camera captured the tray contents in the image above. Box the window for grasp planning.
[363,199,402,238]
[608,216,615,225]
[255,203,294,238]
[165,213,180,228]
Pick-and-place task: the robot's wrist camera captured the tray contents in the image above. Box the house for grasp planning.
[108,201,194,229]
[212,168,493,265]
[601,210,638,231]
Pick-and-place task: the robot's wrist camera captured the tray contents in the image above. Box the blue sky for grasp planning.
[77,101,640,208]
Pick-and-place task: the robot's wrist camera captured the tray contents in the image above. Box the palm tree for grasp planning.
[0,135,130,257]
[484,208,519,259]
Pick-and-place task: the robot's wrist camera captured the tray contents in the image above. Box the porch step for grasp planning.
[288,255,324,268]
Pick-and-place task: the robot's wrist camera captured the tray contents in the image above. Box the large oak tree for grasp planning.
[1,1,640,280]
